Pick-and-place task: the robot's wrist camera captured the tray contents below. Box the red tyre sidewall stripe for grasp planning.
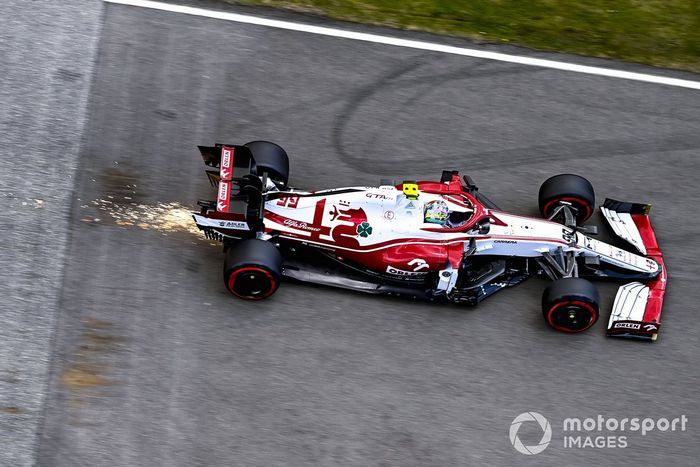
[543,197,592,221]
[547,300,598,333]
[227,266,278,300]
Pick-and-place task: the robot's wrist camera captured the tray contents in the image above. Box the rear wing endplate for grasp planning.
[193,144,264,233]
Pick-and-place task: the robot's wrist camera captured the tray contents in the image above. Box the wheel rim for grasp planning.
[547,300,597,332]
[228,267,277,300]
[543,197,592,221]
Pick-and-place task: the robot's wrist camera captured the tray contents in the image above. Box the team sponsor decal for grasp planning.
[614,322,641,330]
[217,180,230,212]
[383,210,395,220]
[267,201,373,248]
[407,258,429,271]
[218,220,249,230]
[386,266,429,276]
[193,214,249,230]
[494,239,517,244]
[611,321,658,332]
[283,219,321,232]
[356,222,373,238]
[220,146,234,181]
[366,192,391,200]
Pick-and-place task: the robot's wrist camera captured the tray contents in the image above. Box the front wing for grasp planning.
[602,199,667,341]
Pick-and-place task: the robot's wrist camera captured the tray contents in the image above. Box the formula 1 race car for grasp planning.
[192,141,667,341]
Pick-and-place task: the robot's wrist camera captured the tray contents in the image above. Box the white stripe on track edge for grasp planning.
[105,0,700,90]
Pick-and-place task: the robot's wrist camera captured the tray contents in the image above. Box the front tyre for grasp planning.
[539,174,595,223]
[224,239,283,300]
[542,278,599,332]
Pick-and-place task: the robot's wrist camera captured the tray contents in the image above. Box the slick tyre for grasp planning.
[244,140,289,187]
[224,239,283,300]
[539,174,595,223]
[542,278,599,333]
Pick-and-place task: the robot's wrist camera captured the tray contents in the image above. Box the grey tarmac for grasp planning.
[1,1,699,466]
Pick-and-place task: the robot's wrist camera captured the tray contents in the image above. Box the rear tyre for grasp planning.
[539,174,595,222]
[224,239,283,300]
[542,278,599,333]
[244,141,289,187]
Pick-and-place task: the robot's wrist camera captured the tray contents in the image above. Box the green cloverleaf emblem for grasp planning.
[356,221,373,237]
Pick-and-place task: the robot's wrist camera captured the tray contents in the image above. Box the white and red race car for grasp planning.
[192,141,667,341]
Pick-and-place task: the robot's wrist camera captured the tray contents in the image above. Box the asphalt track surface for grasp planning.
[3,1,700,466]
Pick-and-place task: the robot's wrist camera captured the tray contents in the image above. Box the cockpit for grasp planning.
[424,198,474,228]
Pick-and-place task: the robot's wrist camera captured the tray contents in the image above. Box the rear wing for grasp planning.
[603,199,667,341]
[193,144,264,236]
[197,144,253,188]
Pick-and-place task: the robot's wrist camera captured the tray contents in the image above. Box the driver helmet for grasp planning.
[424,199,449,225]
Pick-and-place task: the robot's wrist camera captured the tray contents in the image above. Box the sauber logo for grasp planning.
[283,219,321,232]
[643,324,658,331]
[614,322,641,330]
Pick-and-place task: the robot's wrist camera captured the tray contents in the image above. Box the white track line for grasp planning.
[105,0,700,90]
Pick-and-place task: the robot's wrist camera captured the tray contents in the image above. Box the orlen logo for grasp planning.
[509,412,552,455]
[220,147,233,179]
[385,266,428,276]
[614,322,641,330]
[218,180,229,200]
[222,148,232,168]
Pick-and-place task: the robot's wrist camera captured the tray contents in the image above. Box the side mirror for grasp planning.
[476,218,490,234]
